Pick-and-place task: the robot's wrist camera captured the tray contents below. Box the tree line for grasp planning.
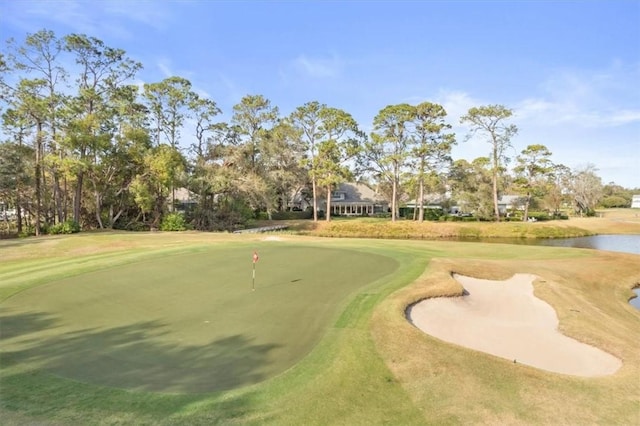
[0,30,635,236]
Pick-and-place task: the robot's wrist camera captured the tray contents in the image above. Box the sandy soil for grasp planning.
[408,273,622,377]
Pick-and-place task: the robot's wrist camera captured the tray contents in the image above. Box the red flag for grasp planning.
[253,251,259,263]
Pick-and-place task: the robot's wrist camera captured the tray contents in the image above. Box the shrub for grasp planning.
[255,211,270,221]
[423,209,444,221]
[271,210,313,220]
[527,212,550,221]
[48,220,80,235]
[160,213,188,231]
[600,195,629,208]
[125,221,150,232]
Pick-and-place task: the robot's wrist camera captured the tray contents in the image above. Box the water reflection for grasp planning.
[535,234,640,255]
[452,234,640,255]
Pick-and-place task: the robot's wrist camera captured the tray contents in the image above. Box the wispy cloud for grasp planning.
[2,0,172,40]
[291,54,344,78]
[515,63,640,128]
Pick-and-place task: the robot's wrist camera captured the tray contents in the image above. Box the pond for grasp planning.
[453,234,640,255]
[454,234,640,310]
[528,235,640,310]
[631,290,640,310]
[533,234,640,255]
[534,235,640,310]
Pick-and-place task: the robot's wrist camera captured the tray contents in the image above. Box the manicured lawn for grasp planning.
[1,231,639,425]
[1,243,397,393]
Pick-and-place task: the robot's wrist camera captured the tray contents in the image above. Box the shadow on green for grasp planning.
[0,244,397,393]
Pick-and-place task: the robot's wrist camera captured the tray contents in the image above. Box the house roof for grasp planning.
[173,187,197,203]
[320,182,387,204]
[498,195,524,205]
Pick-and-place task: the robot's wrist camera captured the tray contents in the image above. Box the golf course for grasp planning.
[1,213,640,424]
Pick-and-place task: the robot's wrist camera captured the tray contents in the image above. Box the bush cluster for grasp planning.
[271,210,313,220]
[47,220,80,235]
[160,213,189,231]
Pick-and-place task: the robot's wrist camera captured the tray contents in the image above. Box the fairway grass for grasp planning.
[1,231,640,424]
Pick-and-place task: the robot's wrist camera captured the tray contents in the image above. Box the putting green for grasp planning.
[0,243,397,393]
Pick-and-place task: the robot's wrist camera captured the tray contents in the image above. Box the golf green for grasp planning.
[0,243,398,393]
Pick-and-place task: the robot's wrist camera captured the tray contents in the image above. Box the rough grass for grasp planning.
[299,208,640,239]
[371,245,640,424]
[303,217,595,239]
[1,230,639,424]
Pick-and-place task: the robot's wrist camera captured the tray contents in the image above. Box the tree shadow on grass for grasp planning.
[0,368,275,425]
[0,310,58,340]
[1,309,282,423]
[1,313,280,393]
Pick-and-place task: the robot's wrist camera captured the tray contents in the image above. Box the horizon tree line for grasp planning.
[0,29,633,235]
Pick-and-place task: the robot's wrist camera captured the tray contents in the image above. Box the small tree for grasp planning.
[460,105,517,221]
[571,164,603,216]
[513,144,553,221]
[411,102,455,222]
[544,163,572,216]
[361,104,414,221]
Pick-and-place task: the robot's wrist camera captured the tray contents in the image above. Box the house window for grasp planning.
[331,191,346,201]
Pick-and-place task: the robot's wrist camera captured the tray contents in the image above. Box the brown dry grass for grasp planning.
[370,243,640,424]
[568,208,640,235]
[302,209,640,240]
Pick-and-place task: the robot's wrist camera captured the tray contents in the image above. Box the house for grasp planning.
[632,195,640,209]
[319,182,388,216]
[404,192,449,209]
[171,188,198,212]
[498,195,525,215]
[402,193,449,217]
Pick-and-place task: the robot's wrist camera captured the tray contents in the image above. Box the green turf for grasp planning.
[5,233,635,425]
[0,243,398,393]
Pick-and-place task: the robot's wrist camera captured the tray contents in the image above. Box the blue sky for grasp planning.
[1,0,639,188]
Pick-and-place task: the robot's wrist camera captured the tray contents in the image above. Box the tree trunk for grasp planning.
[16,191,23,234]
[73,147,86,224]
[95,191,104,229]
[74,171,83,224]
[418,179,425,222]
[312,177,318,222]
[63,176,68,222]
[492,174,500,222]
[34,121,43,236]
[325,185,332,222]
[53,172,63,224]
[391,178,397,222]
[492,142,500,222]
[522,192,531,222]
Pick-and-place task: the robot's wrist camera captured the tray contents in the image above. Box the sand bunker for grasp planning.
[408,273,621,377]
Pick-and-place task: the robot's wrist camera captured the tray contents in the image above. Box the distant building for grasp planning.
[319,182,388,216]
[171,188,198,212]
[632,195,640,209]
[497,195,526,214]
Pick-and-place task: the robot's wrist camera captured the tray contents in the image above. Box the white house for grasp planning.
[319,182,388,216]
[498,195,525,215]
[632,195,640,209]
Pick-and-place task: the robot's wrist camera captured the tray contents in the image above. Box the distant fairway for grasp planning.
[0,243,398,393]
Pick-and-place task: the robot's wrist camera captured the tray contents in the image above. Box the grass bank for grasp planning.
[284,208,640,239]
